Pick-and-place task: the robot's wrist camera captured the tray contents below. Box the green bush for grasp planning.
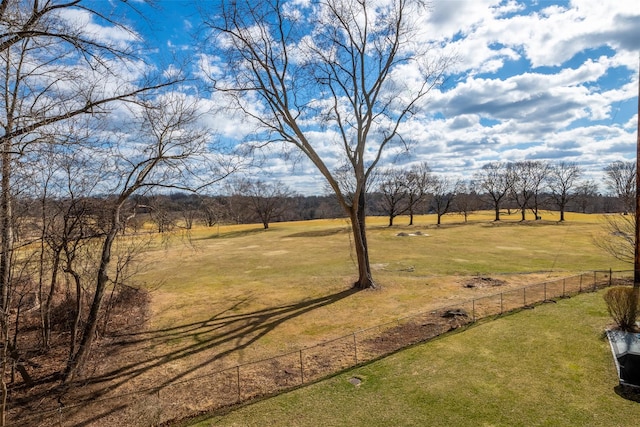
[603,286,640,331]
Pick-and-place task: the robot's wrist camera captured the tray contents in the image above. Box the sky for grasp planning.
[126,0,640,195]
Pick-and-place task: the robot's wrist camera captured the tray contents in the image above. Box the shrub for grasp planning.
[50,297,79,332]
[603,286,640,331]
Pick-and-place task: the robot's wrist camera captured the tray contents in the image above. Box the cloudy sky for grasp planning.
[132,0,640,195]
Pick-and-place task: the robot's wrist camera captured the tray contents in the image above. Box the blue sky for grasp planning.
[123,0,640,194]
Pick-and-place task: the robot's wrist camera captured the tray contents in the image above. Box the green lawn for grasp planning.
[189,290,640,427]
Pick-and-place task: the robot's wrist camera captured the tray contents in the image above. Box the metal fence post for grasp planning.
[523,287,527,307]
[500,293,503,315]
[299,349,304,384]
[562,278,566,297]
[236,366,241,402]
[579,273,583,292]
[353,332,358,364]
[609,268,613,287]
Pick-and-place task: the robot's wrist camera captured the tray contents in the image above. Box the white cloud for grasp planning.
[155,0,640,194]
[58,8,140,49]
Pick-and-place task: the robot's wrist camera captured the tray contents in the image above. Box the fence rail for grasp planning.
[10,269,633,427]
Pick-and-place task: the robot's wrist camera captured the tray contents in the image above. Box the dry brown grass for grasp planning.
[8,212,629,426]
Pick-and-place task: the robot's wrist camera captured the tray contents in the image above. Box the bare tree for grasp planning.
[573,179,599,213]
[528,161,551,220]
[509,161,548,221]
[405,162,432,225]
[454,181,481,222]
[38,150,102,351]
[548,162,582,221]
[378,168,409,227]
[223,188,255,225]
[234,178,293,229]
[198,196,226,227]
[430,176,459,225]
[63,92,233,383]
[473,162,512,221]
[603,160,635,214]
[509,161,531,221]
[147,195,178,233]
[173,195,201,230]
[594,214,634,264]
[205,0,453,289]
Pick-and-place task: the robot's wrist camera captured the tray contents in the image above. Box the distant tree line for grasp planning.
[374,159,633,225]
[76,159,631,231]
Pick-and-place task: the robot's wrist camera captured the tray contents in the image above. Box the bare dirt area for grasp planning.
[461,276,507,288]
[8,286,150,426]
[7,272,617,426]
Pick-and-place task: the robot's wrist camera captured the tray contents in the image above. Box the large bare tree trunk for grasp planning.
[0,147,10,316]
[66,264,83,368]
[63,208,119,383]
[349,192,374,290]
[0,139,13,426]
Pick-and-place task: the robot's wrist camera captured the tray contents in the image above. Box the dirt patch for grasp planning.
[7,285,150,425]
[359,309,470,356]
[396,231,429,237]
[462,276,507,289]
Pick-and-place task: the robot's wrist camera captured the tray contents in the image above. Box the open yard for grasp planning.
[11,211,633,426]
[142,211,626,347]
[190,289,640,427]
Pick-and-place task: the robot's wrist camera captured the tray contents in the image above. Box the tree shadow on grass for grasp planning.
[285,227,349,238]
[13,287,360,425]
[194,227,267,240]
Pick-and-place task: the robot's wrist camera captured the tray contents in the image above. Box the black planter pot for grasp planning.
[607,329,640,388]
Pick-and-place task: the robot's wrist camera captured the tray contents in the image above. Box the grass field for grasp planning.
[20,211,632,426]
[189,290,640,427]
[138,210,627,344]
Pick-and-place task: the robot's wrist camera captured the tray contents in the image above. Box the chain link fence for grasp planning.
[11,269,632,426]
